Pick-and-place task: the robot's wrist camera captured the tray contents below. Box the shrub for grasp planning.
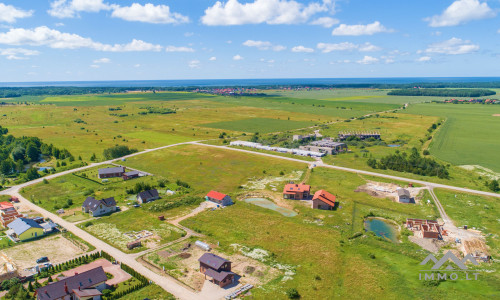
[286,288,301,299]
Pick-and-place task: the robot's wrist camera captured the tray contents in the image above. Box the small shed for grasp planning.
[397,188,412,203]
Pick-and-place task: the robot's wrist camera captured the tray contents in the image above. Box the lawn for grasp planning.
[404,102,500,172]
[201,118,315,133]
[119,284,174,300]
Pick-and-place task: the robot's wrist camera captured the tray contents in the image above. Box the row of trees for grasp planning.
[388,89,496,97]
[367,148,449,179]
[103,145,137,160]
[0,126,72,177]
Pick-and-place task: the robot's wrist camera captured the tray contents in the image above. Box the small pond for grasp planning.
[387,144,401,148]
[38,167,53,172]
[244,198,297,217]
[364,217,399,243]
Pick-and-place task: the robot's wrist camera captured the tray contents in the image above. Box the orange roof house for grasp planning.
[0,202,23,227]
[283,183,311,200]
[206,191,233,206]
[312,190,336,210]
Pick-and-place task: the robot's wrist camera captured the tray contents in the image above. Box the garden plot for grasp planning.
[145,241,279,291]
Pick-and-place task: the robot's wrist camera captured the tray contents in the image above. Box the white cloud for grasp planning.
[209,56,217,61]
[0,3,33,23]
[134,63,141,67]
[426,0,495,27]
[242,40,286,51]
[55,22,65,27]
[233,54,244,60]
[310,16,339,28]
[331,21,393,36]
[357,55,379,64]
[0,26,163,52]
[184,32,194,37]
[417,56,431,62]
[93,57,110,63]
[424,37,479,55]
[111,3,189,24]
[188,59,200,68]
[0,48,39,60]
[165,46,195,52]
[316,42,380,53]
[48,0,111,18]
[291,45,314,53]
[201,0,334,25]
[90,64,100,68]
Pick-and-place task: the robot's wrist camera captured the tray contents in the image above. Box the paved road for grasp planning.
[193,142,500,199]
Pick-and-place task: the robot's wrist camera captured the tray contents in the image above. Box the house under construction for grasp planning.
[405,218,442,239]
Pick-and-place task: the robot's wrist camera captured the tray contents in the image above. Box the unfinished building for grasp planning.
[405,218,442,239]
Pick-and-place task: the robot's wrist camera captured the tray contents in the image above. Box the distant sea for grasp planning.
[1,77,500,87]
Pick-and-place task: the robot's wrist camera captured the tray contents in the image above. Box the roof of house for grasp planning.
[98,166,125,175]
[313,190,336,207]
[7,218,43,235]
[204,268,233,282]
[137,189,159,200]
[198,253,230,270]
[82,197,116,212]
[36,266,107,300]
[397,188,411,197]
[206,190,228,201]
[0,202,13,210]
[124,171,140,176]
[283,183,311,194]
[72,288,102,297]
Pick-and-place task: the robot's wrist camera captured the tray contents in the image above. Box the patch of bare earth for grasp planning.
[355,181,426,203]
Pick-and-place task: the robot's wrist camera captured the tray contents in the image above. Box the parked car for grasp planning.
[36,257,49,264]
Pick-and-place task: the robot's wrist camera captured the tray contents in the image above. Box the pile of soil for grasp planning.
[244,266,256,274]
[178,252,191,259]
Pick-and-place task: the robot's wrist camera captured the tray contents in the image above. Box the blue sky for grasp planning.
[0,0,499,81]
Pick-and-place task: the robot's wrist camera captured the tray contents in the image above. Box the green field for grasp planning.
[202,117,315,133]
[404,103,500,172]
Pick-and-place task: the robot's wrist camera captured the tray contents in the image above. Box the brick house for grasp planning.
[0,202,22,227]
[405,219,442,239]
[312,190,336,210]
[198,253,234,288]
[283,183,311,200]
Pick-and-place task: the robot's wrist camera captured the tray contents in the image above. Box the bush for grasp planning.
[286,288,301,299]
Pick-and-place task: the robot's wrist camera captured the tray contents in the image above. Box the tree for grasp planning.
[90,153,96,161]
[487,180,499,192]
[24,168,40,181]
[286,288,301,299]
[11,146,26,161]
[26,143,40,162]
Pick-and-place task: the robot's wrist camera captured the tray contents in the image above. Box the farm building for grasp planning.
[229,141,325,157]
[0,253,17,282]
[82,197,117,217]
[283,183,311,200]
[137,189,160,204]
[6,218,44,242]
[405,219,442,239]
[206,191,233,206]
[198,253,235,288]
[98,166,125,179]
[299,139,347,155]
[312,190,336,210]
[35,266,107,300]
[397,188,412,203]
[123,170,140,180]
[338,131,381,141]
[0,202,23,227]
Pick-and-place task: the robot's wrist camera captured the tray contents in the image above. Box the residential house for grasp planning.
[198,253,234,288]
[7,218,44,242]
[35,266,107,300]
[0,202,22,227]
[312,190,336,210]
[82,197,117,217]
[137,189,160,204]
[206,191,233,206]
[397,188,412,203]
[283,183,311,200]
[98,166,125,179]
[123,171,140,180]
[405,219,442,239]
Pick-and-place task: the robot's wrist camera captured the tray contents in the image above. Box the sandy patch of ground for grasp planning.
[243,171,303,191]
[493,114,500,117]
[355,181,426,203]
[2,235,85,271]
[460,165,500,180]
[408,236,444,253]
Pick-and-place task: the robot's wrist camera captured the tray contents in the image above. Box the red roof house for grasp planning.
[312,190,336,210]
[206,191,233,206]
[283,183,311,200]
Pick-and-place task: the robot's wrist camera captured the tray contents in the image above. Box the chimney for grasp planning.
[75,272,78,275]
[64,282,68,294]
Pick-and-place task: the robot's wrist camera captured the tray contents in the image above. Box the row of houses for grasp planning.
[283,183,337,210]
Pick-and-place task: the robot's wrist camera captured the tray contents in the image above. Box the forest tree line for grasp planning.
[387,89,496,97]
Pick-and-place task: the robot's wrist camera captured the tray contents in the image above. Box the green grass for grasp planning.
[201,118,315,133]
[405,102,500,172]
[118,284,174,300]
